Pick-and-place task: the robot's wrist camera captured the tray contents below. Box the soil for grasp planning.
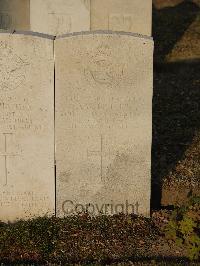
[0,214,191,265]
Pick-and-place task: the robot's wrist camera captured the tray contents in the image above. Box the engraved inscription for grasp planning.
[0,95,43,133]
[0,12,12,29]
[64,94,137,129]
[0,190,49,209]
[0,133,20,186]
[109,14,133,31]
[48,13,71,35]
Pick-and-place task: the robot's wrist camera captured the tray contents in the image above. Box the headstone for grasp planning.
[55,32,153,217]
[0,32,54,222]
[90,0,152,36]
[30,0,90,35]
[0,0,152,37]
[0,0,30,30]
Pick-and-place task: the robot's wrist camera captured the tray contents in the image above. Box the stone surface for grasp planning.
[0,32,54,222]
[55,32,153,217]
[30,0,90,35]
[90,0,152,36]
[0,0,30,30]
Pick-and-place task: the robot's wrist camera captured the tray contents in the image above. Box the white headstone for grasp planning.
[90,0,152,36]
[0,32,54,222]
[30,0,90,35]
[55,32,153,217]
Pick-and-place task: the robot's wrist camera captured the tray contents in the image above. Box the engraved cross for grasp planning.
[87,135,104,180]
[0,133,19,186]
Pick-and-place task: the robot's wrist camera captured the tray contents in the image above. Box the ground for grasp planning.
[0,0,200,265]
[0,214,192,265]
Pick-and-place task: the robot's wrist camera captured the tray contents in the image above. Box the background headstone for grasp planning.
[0,33,54,222]
[55,32,153,217]
[0,0,152,36]
[90,0,152,36]
[30,0,90,35]
[0,0,30,30]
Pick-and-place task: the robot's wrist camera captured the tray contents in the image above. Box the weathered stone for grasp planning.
[30,0,90,35]
[90,0,152,36]
[0,32,54,222]
[55,32,153,217]
[0,0,30,30]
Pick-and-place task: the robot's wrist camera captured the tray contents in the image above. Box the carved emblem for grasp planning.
[0,44,29,91]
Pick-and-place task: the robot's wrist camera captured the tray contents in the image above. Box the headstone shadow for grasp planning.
[151,1,200,209]
[152,61,200,209]
[153,1,200,62]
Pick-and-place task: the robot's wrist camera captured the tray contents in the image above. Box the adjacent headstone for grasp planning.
[90,0,152,36]
[30,0,90,35]
[55,32,153,217]
[0,0,30,30]
[0,0,90,35]
[0,32,54,222]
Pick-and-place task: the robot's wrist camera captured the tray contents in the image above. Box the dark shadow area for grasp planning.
[101,256,191,265]
[152,61,200,209]
[153,1,200,62]
[0,256,191,265]
[151,0,200,209]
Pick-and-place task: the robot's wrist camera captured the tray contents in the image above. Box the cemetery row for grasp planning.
[0,31,153,222]
[0,0,152,36]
